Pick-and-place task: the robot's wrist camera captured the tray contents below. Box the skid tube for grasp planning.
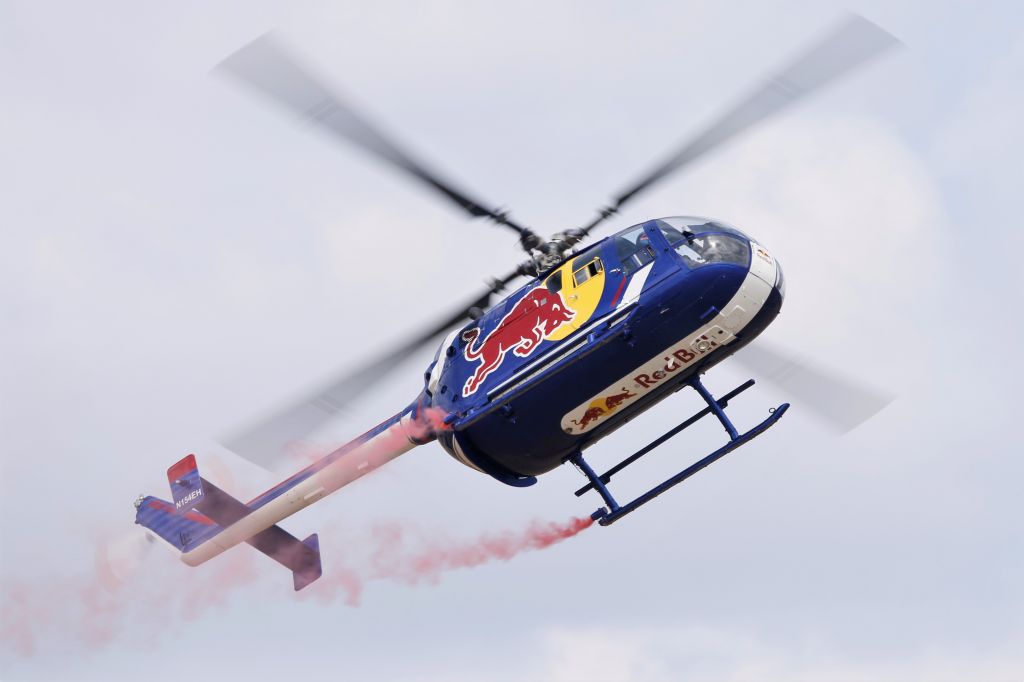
[571,375,788,526]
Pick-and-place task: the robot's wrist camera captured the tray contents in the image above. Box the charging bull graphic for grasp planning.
[603,388,636,410]
[572,405,606,430]
[462,288,575,397]
[569,388,637,431]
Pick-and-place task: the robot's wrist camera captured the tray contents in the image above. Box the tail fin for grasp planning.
[136,454,322,591]
[167,454,204,512]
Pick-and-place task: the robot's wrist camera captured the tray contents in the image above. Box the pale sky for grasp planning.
[2,1,1022,680]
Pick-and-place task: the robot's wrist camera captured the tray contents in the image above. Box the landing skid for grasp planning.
[571,375,788,526]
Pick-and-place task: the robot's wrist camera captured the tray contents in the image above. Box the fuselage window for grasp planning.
[545,270,563,293]
[573,257,603,286]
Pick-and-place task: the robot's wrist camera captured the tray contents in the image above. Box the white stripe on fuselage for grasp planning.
[616,261,653,310]
[561,243,778,434]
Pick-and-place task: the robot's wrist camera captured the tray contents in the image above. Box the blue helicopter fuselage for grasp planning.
[423,216,785,485]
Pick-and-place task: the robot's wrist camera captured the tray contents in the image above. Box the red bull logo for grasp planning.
[462,288,575,397]
[567,387,637,432]
[572,405,606,429]
[603,388,636,410]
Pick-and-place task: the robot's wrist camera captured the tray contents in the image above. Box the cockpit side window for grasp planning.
[613,226,656,276]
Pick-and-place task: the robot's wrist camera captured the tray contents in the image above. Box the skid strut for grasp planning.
[571,375,788,526]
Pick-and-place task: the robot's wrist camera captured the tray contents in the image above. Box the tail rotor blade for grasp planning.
[734,342,895,433]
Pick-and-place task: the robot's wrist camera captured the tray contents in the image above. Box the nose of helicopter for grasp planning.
[748,241,782,296]
[773,258,786,300]
[730,238,785,342]
[650,218,784,325]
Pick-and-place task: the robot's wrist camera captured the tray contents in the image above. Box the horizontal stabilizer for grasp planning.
[248,530,321,591]
[196,478,322,590]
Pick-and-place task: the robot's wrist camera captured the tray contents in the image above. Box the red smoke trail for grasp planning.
[304,515,595,606]
[396,516,595,580]
[1,541,262,657]
[1,514,593,656]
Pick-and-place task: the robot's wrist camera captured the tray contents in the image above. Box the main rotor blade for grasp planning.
[217,34,542,250]
[220,266,527,469]
[734,342,894,433]
[579,14,899,235]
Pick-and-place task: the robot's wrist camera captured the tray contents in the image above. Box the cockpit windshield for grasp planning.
[607,217,751,274]
[656,216,750,240]
[654,217,750,269]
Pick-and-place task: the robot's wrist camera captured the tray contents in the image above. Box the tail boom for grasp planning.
[179,411,425,568]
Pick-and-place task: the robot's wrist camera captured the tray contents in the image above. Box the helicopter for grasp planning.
[134,15,898,591]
